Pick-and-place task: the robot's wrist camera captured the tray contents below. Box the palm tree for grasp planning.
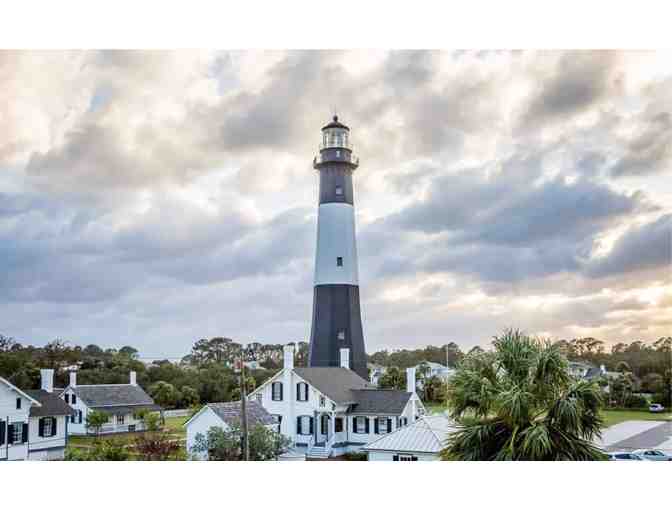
[441,329,607,461]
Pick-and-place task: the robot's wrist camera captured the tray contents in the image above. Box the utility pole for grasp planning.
[239,346,249,461]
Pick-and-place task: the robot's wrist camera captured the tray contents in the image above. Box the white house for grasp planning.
[59,370,159,435]
[1,369,74,461]
[247,344,426,459]
[414,361,454,387]
[363,414,456,461]
[185,401,277,460]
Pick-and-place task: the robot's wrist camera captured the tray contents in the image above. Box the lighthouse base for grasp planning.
[307,284,367,379]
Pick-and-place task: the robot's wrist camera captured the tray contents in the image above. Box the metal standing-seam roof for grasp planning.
[363,414,457,454]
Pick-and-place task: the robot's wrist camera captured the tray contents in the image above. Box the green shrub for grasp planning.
[342,451,367,461]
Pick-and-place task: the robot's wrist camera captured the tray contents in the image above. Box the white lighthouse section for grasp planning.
[314,202,359,286]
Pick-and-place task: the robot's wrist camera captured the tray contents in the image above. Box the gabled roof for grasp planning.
[293,367,374,404]
[0,376,41,406]
[363,415,457,454]
[350,389,413,415]
[69,384,155,408]
[185,401,276,429]
[25,390,74,417]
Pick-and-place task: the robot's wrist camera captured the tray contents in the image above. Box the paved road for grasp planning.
[604,421,672,452]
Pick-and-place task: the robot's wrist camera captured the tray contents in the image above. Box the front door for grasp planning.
[320,415,329,443]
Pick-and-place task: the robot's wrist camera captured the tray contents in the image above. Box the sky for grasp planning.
[0,50,670,358]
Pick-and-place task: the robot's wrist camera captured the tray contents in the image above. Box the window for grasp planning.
[336,150,341,157]
[72,394,77,405]
[319,395,326,407]
[64,394,69,404]
[335,418,343,432]
[296,382,309,402]
[353,416,368,434]
[337,330,345,340]
[272,382,283,401]
[398,417,408,428]
[375,417,390,434]
[274,415,283,427]
[335,185,343,196]
[117,414,125,425]
[12,422,23,443]
[43,417,53,437]
[394,455,418,461]
[336,257,343,267]
[16,397,21,410]
[297,415,313,435]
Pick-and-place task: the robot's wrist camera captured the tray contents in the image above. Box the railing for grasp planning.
[314,154,359,166]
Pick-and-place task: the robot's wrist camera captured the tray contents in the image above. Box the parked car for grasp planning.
[607,452,646,461]
[649,403,665,413]
[632,449,672,461]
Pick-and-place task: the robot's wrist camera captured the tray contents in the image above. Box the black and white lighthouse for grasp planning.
[307,116,367,379]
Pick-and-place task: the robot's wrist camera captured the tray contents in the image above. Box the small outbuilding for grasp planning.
[362,414,456,461]
[185,400,277,460]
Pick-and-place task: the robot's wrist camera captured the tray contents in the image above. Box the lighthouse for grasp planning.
[308,116,367,379]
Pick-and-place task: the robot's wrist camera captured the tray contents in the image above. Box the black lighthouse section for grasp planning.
[308,284,367,380]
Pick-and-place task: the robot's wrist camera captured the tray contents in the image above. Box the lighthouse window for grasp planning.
[337,330,345,340]
[336,257,343,267]
[335,186,343,196]
[336,150,340,157]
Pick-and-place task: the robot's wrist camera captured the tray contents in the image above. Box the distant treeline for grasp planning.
[1,334,669,408]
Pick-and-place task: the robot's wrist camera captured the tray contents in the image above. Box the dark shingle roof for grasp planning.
[71,384,155,408]
[207,401,276,427]
[350,389,413,415]
[89,404,162,415]
[26,390,74,417]
[293,367,374,404]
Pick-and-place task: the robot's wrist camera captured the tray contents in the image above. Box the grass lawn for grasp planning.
[67,414,189,450]
[423,403,671,429]
[600,409,672,428]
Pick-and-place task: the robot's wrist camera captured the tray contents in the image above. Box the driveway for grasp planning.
[599,420,672,453]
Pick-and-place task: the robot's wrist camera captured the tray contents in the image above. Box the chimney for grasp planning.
[406,367,416,394]
[129,371,137,386]
[340,348,350,369]
[283,344,295,371]
[40,369,54,393]
[69,370,77,388]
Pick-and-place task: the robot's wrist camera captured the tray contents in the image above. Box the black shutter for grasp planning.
[279,383,283,401]
[52,417,58,437]
[352,417,357,433]
[387,418,392,432]
[79,410,83,423]
[38,417,45,437]
[64,394,69,403]
[22,423,28,443]
[7,424,14,444]
[296,416,301,435]
[296,383,300,401]
[0,420,5,445]
[309,417,314,435]
[393,454,399,461]
[365,417,370,434]
[72,394,77,404]
[374,418,379,434]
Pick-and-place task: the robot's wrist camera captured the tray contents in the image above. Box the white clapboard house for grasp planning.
[247,344,426,459]
[185,401,278,460]
[59,371,160,435]
[363,414,456,461]
[1,369,74,460]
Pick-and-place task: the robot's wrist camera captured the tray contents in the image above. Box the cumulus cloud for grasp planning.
[1,50,670,354]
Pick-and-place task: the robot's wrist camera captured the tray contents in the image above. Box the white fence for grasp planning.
[164,409,190,418]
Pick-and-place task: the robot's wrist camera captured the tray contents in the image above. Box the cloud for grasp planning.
[1,50,671,354]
